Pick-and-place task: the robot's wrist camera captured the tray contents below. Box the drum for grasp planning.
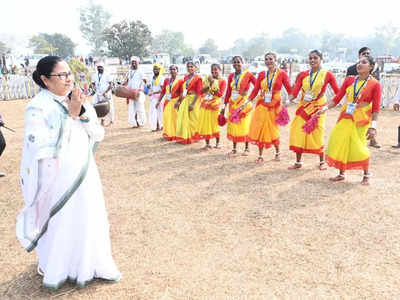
[114,86,138,99]
[93,101,110,118]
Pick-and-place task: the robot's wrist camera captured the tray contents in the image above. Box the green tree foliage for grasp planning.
[29,33,75,57]
[103,20,152,59]
[79,0,111,55]
[243,36,271,59]
[199,39,218,56]
[152,30,193,57]
[68,58,90,87]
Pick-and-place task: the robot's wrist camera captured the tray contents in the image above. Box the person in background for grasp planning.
[197,64,227,149]
[157,65,183,141]
[174,61,202,144]
[247,52,292,163]
[0,114,6,177]
[322,55,381,185]
[122,56,147,128]
[148,64,165,132]
[16,56,120,289]
[91,62,114,126]
[288,50,339,170]
[346,46,381,148]
[221,56,256,156]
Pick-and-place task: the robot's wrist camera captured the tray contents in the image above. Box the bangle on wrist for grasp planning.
[370,120,377,129]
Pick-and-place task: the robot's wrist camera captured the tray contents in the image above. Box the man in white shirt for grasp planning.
[392,81,400,148]
[148,64,165,131]
[122,56,147,128]
[91,62,114,126]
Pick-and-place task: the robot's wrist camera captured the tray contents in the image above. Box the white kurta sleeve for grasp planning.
[80,102,105,142]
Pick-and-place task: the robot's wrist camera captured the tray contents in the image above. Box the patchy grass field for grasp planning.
[1,98,400,299]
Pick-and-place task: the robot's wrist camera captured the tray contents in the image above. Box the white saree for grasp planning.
[16,89,121,289]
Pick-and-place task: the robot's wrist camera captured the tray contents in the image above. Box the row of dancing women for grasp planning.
[152,51,381,186]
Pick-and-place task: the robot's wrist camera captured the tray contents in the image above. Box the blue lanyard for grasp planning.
[185,75,193,90]
[98,73,102,83]
[309,69,320,90]
[267,70,276,92]
[353,76,368,102]
[234,72,241,90]
[169,78,175,92]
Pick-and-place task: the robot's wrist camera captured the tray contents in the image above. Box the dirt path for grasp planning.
[1,98,400,299]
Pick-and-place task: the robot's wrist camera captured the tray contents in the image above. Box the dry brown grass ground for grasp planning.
[1,97,400,299]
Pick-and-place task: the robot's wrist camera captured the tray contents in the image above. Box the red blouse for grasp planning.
[331,76,381,113]
[249,69,292,100]
[161,77,184,99]
[292,70,339,100]
[224,71,256,104]
[183,74,202,96]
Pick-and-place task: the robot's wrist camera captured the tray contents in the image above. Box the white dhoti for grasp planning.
[149,94,163,130]
[128,92,146,126]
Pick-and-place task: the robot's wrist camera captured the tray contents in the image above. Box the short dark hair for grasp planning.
[232,56,244,64]
[211,63,221,70]
[186,61,195,67]
[309,50,323,59]
[32,56,63,89]
[265,52,277,61]
[358,47,370,56]
[169,64,178,72]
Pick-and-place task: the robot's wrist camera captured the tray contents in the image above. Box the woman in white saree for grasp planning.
[16,56,121,289]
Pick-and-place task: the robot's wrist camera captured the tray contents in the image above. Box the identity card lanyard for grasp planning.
[267,70,276,92]
[130,70,136,80]
[352,76,368,103]
[309,69,320,91]
[234,72,242,90]
[169,78,175,93]
[186,75,193,91]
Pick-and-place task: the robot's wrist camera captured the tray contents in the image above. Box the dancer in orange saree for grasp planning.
[247,52,292,163]
[175,61,202,144]
[221,56,256,156]
[288,50,339,170]
[198,64,226,149]
[157,65,183,141]
[320,55,381,186]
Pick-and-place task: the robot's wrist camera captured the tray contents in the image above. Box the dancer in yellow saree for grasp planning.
[320,55,381,186]
[288,50,339,170]
[175,61,202,144]
[221,56,256,156]
[198,64,226,149]
[157,65,183,141]
[247,52,292,163]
